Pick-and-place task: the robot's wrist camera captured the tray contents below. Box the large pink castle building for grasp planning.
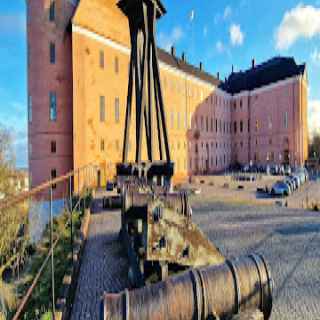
[190,58,309,175]
[27,0,309,191]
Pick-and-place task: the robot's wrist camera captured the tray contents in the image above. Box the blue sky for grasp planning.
[0,0,319,168]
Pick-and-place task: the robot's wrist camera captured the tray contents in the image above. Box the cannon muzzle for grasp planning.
[101,254,273,320]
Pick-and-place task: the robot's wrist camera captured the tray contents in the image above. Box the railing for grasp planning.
[0,164,98,320]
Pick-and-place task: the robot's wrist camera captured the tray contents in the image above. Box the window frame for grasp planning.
[49,91,57,121]
[100,96,106,122]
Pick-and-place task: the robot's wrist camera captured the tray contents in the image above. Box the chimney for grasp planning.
[232,65,234,73]
[217,72,220,80]
[171,46,176,56]
[199,62,203,71]
[252,58,255,69]
[182,52,186,62]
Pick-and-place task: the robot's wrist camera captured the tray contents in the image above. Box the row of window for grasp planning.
[28,92,57,123]
[190,154,231,171]
[99,96,120,122]
[194,141,232,153]
[193,113,289,135]
[194,116,232,134]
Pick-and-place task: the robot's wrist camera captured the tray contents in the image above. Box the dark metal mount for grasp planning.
[118,0,171,164]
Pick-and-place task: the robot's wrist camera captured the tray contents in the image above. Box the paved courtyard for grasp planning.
[71,192,320,320]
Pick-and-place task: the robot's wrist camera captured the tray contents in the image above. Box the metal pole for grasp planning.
[50,185,56,319]
[69,175,73,261]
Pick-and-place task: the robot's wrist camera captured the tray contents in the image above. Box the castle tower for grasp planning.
[27,0,78,197]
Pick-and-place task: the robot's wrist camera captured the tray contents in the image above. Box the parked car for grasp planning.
[271,181,291,197]
[290,175,301,189]
[270,165,280,176]
[284,179,294,193]
[284,165,292,176]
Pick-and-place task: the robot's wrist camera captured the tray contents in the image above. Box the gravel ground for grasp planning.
[191,200,320,320]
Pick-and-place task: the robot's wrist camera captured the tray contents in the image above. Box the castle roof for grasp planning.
[219,57,306,95]
[157,48,221,86]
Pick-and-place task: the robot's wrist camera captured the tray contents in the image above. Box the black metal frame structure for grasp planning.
[118,0,171,164]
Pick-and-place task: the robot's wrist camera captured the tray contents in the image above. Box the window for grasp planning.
[100,50,104,69]
[49,92,57,121]
[255,120,259,132]
[215,119,218,133]
[51,141,56,153]
[240,120,243,133]
[201,116,204,130]
[268,116,272,129]
[115,56,119,73]
[206,117,208,132]
[115,97,120,123]
[100,96,105,122]
[270,152,275,161]
[101,139,105,151]
[240,99,243,109]
[51,169,57,189]
[28,95,32,122]
[210,118,213,132]
[234,121,237,133]
[50,42,55,64]
[269,138,273,145]
[248,119,250,132]
[284,111,288,129]
[49,1,55,21]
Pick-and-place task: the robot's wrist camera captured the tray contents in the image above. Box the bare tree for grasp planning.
[0,127,24,317]
[309,133,320,159]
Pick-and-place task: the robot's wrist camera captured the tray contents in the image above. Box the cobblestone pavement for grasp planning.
[70,196,129,320]
[71,191,320,320]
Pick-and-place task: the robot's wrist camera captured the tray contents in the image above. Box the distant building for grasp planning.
[27,0,308,192]
[193,57,308,174]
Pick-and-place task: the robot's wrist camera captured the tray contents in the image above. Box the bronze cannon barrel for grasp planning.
[101,254,273,320]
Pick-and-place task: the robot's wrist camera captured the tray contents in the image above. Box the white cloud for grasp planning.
[275,4,320,50]
[230,24,244,46]
[309,100,320,138]
[311,48,320,65]
[216,41,225,53]
[223,6,232,20]
[158,27,184,51]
